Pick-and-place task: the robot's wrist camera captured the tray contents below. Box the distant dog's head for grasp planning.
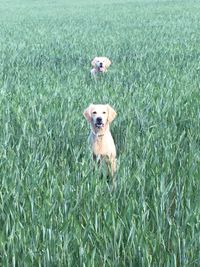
[83,104,116,132]
[91,57,111,73]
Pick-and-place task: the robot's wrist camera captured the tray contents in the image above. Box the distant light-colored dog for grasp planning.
[91,57,111,76]
[83,104,117,177]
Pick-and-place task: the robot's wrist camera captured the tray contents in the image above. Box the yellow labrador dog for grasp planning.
[83,104,117,178]
[91,57,111,76]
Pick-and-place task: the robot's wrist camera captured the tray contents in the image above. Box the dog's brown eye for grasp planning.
[93,111,97,114]
[103,111,106,114]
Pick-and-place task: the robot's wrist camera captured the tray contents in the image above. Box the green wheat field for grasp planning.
[0,0,200,266]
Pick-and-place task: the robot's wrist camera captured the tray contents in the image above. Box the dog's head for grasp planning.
[83,104,117,132]
[91,57,111,73]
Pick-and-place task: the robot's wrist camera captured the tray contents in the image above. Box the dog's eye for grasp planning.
[103,111,106,114]
[92,111,97,114]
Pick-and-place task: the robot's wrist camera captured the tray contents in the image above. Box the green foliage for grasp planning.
[0,0,199,266]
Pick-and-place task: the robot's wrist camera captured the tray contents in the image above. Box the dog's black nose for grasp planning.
[99,62,103,67]
[96,117,102,123]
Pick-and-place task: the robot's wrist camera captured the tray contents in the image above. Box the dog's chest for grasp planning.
[90,134,115,157]
[92,138,106,155]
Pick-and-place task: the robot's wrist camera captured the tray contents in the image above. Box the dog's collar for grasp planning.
[97,67,103,72]
[91,130,104,138]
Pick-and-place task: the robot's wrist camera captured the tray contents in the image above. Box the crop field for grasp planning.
[0,0,200,266]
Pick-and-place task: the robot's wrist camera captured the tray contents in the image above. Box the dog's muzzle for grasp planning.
[96,62,104,72]
[95,117,104,128]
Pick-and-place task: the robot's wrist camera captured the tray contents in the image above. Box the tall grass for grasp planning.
[0,0,199,266]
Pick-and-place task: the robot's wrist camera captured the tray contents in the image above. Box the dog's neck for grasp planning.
[91,126,109,139]
[91,130,104,138]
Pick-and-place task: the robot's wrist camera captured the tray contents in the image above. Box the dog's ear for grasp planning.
[83,104,93,122]
[91,57,97,67]
[105,58,111,68]
[107,105,117,123]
